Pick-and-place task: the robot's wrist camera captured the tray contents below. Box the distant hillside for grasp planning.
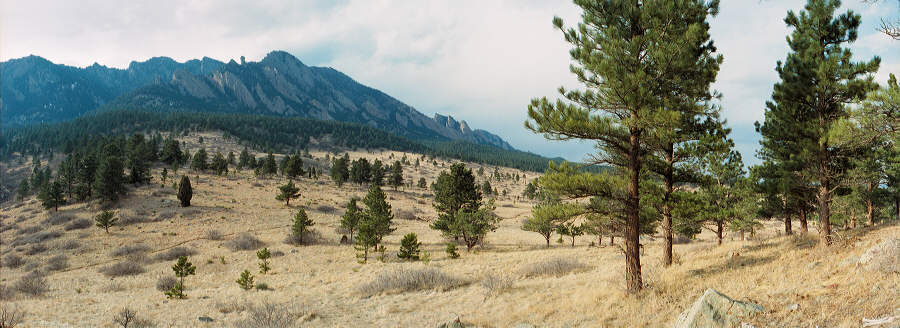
[1,110,560,172]
[1,51,513,150]
[0,55,223,126]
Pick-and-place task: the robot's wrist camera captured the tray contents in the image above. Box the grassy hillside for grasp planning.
[0,137,896,327]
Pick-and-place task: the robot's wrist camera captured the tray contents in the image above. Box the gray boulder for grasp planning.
[858,238,900,274]
[674,288,764,328]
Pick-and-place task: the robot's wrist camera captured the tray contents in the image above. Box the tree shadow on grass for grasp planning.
[687,254,778,278]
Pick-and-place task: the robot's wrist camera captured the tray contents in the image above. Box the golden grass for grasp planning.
[0,132,897,327]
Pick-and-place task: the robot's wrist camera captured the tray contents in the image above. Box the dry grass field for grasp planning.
[1,132,898,327]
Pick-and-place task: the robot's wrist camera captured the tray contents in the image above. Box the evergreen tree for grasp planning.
[361,184,395,249]
[236,270,254,290]
[556,221,584,247]
[177,175,192,207]
[160,138,183,165]
[261,153,278,177]
[397,233,421,261]
[166,256,196,299]
[525,0,723,293]
[523,202,580,247]
[350,158,372,185]
[370,159,385,186]
[284,154,305,179]
[431,163,482,239]
[341,198,362,241]
[276,180,301,206]
[227,151,236,166]
[757,0,880,245]
[58,155,78,198]
[160,168,168,185]
[290,208,315,245]
[38,180,65,211]
[389,161,404,189]
[191,148,208,171]
[481,180,493,196]
[210,152,228,176]
[257,248,271,274]
[237,148,252,170]
[330,154,350,187]
[417,177,427,189]
[95,210,117,233]
[93,153,125,202]
[126,134,152,184]
[16,179,30,200]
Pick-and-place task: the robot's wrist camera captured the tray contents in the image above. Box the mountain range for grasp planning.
[0,51,513,150]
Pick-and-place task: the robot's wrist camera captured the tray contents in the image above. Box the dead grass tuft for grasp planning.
[232,302,302,328]
[64,218,92,231]
[227,233,264,251]
[13,272,48,297]
[46,254,68,271]
[481,274,515,296]
[155,276,178,292]
[42,214,75,226]
[154,246,197,261]
[519,258,589,278]
[1,254,25,269]
[358,267,468,296]
[100,261,146,277]
[110,244,151,258]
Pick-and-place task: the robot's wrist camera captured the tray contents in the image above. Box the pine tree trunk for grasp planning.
[817,115,833,246]
[740,230,745,241]
[785,215,793,235]
[610,235,614,245]
[571,236,575,247]
[545,236,550,248]
[662,146,674,267]
[866,182,875,226]
[895,196,900,221]
[625,133,642,293]
[818,182,832,246]
[716,221,723,245]
[800,209,809,235]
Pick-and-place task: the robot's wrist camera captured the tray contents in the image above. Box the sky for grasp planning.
[1,0,898,165]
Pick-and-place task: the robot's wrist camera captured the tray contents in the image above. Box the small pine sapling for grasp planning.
[165,256,196,299]
[397,233,421,261]
[257,248,271,274]
[275,181,301,206]
[445,243,460,259]
[95,210,118,233]
[236,269,254,290]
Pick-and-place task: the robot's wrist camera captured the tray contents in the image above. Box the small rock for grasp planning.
[674,288,764,328]
[858,238,900,274]
[290,249,299,254]
[785,303,799,311]
[198,316,213,323]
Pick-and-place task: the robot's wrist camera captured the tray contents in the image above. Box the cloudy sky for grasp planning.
[2,0,898,165]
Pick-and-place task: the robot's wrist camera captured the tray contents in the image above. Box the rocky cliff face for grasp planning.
[1,55,224,126]
[1,51,513,150]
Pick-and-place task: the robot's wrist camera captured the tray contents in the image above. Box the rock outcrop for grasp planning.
[673,288,764,328]
[858,238,900,274]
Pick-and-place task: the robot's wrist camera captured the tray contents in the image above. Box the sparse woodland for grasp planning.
[1,0,899,327]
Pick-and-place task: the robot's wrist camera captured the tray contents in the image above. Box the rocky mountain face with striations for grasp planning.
[1,51,513,150]
[1,55,224,126]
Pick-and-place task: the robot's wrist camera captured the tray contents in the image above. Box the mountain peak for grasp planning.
[261,50,305,67]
